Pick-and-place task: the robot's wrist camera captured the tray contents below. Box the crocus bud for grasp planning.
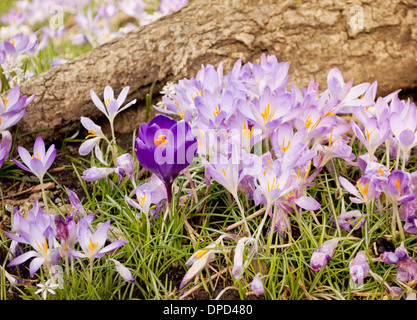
[349,251,369,284]
[67,188,87,218]
[109,259,136,283]
[116,153,136,186]
[251,273,264,296]
[310,238,339,271]
[54,215,69,243]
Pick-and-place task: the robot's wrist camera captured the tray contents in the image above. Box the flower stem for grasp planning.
[40,179,50,213]
[255,203,271,242]
[265,204,278,255]
[233,192,251,237]
[392,201,405,241]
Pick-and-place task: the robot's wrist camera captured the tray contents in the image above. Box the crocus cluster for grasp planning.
[155,54,417,290]
[4,191,129,284]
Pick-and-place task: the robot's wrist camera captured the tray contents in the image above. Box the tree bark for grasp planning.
[6,0,417,146]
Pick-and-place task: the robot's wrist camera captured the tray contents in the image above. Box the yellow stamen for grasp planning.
[243,122,254,139]
[324,107,337,118]
[88,237,99,252]
[394,178,401,190]
[177,109,185,119]
[357,181,369,196]
[304,161,312,180]
[305,115,321,131]
[154,134,168,146]
[213,106,220,119]
[138,195,146,207]
[105,98,111,106]
[365,128,375,140]
[328,130,333,148]
[85,129,96,140]
[3,97,9,112]
[174,101,180,108]
[282,139,291,152]
[222,168,227,178]
[260,104,276,123]
[11,39,15,46]
[31,152,41,161]
[195,249,207,259]
[35,237,48,254]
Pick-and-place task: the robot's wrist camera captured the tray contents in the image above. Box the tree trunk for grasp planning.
[6,0,417,146]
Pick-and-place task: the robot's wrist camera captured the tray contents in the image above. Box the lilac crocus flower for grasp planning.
[81,166,115,182]
[134,114,198,203]
[180,234,235,291]
[310,238,340,271]
[79,116,109,165]
[115,153,136,186]
[349,251,369,284]
[232,237,258,280]
[66,188,87,218]
[251,273,265,296]
[13,136,56,181]
[0,131,12,169]
[350,117,390,157]
[3,33,37,56]
[7,225,60,277]
[332,209,366,232]
[158,0,189,14]
[380,242,417,282]
[69,219,128,260]
[109,259,136,283]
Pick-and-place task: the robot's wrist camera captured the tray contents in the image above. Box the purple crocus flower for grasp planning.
[81,166,115,182]
[7,224,60,277]
[13,136,56,181]
[232,237,258,280]
[349,251,369,284]
[3,33,37,56]
[251,273,265,296]
[0,131,12,169]
[115,153,136,187]
[134,114,198,203]
[66,188,87,218]
[69,219,128,260]
[310,238,340,271]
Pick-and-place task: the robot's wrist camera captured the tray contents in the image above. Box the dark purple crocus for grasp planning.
[134,115,198,203]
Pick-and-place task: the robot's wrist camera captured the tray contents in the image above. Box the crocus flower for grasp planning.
[349,251,369,284]
[109,259,136,283]
[90,85,136,128]
[180,234,235,291]
[339,175,379,205]
[134,114,198,202]
[66,188,87,219]
[158,0,189,14]
[0,131,12,169]
[79,116,109,165]
[13,136,56,181]
[7,224,60,277]
[115,153,136,187]
[69,219,128,260]
[332,209,366,232]
[350,117,390,157]
[251,273,265,296]
[81,166,115,182]
[310,238,340,271]
[380,242,417,282]
[232,237,258,280]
